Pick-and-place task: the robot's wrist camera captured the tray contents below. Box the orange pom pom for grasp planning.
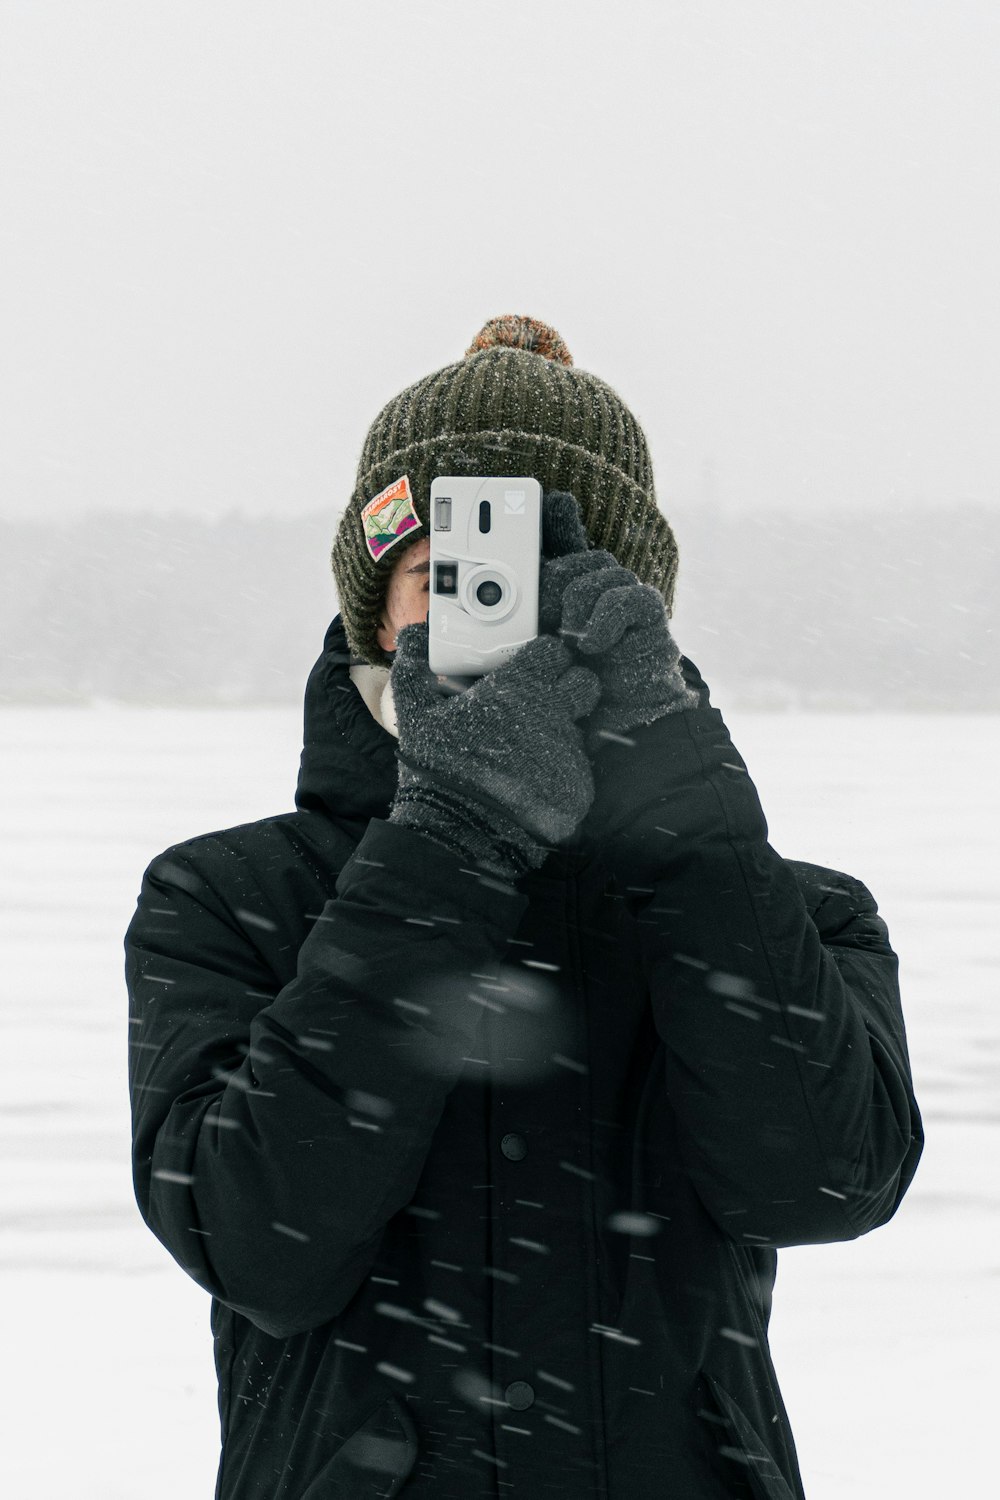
[464,314,573,366]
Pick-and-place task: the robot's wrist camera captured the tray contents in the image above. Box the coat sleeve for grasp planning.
[126,817,528,1339]
[595,664,923,1249]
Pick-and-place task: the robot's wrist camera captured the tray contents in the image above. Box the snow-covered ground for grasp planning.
[1,704,995,1498]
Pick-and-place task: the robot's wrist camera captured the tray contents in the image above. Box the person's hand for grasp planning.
[539,490,700,755]
[539,489,619,635]
[387,619,601,881]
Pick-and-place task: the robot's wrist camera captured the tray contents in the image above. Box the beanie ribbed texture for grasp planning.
[330,315,679,668]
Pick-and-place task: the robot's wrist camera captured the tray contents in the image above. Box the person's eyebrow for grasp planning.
[405,560,430,574]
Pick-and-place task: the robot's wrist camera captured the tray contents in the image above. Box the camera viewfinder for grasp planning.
[434,562,458,596]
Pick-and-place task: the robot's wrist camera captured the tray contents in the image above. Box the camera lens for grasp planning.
[475,579,503,607]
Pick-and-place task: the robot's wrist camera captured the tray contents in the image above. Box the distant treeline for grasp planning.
[1,503,995,709]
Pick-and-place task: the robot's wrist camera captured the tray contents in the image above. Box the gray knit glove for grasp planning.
[539,491,700,755]
[387,619,601,881]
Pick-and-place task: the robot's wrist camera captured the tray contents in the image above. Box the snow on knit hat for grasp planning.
[330,314,679,668]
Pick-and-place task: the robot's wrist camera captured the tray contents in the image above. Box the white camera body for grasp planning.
[427,475,542,686]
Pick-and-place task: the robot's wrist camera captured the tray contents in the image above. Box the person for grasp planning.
[126,314,923,1499]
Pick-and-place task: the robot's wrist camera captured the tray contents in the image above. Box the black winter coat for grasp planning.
[126,616,923,1499]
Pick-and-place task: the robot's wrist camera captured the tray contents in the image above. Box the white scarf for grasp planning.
[349,663,400,739]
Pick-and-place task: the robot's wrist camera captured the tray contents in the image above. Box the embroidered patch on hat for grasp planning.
[362,476,422,563]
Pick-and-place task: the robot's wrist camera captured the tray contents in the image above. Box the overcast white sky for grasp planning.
[2,0,998,522]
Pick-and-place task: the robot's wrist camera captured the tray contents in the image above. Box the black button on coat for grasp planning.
[126,615,923,1499]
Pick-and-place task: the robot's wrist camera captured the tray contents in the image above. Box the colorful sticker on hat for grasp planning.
[362,476,422,562]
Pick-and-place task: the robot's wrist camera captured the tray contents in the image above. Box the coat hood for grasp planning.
[294,614,401,824]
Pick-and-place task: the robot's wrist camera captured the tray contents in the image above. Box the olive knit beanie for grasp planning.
[330,314,679,668]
